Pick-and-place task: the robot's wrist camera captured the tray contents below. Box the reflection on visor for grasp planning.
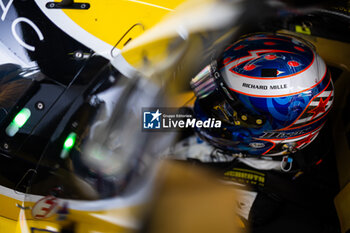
[190,65,216,99]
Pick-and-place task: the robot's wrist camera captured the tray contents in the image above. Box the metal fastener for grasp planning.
[36,102,44,110]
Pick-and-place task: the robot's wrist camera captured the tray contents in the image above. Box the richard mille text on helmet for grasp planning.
[191,33,334,156]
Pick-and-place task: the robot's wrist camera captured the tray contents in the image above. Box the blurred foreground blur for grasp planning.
[0,0,349,232]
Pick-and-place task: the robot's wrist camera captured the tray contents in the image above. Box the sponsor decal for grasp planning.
[32,196,60,220]
[0,0,44,51]
[260,129,311,139]
[242,83,288,90]
[223,168,265,187]
[142,108,221,131]
[249,142,265,148]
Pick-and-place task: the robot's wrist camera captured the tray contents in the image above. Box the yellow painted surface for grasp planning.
[75,222,130,233]
[18,220,62,233]
[68,205,143,231]
[0,193,22,220]
[0,213,62,233]
[0,191,142,232]
[0,215,16,232]
[335,183,350,233]
[61,0,186,48]
[172,92,195,107]
[0,193,62,222]
[121,36,173,73]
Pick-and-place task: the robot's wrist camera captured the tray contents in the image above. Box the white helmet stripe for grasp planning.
[222,52,326,97]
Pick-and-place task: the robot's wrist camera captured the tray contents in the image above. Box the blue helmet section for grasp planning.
[235,72,330,129]
[193,33,334,156]
[222,34,314,78]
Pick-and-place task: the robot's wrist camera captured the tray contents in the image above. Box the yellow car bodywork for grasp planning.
[0,0,186,232]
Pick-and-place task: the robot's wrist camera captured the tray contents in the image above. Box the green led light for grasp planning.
[6,108,31,137]
[63,132,77,150]
[14,108,31,127]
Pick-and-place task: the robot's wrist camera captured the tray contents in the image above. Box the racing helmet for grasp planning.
[191,33,334,156]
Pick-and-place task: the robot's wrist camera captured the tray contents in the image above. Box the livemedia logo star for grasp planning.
[143,109,162,129]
